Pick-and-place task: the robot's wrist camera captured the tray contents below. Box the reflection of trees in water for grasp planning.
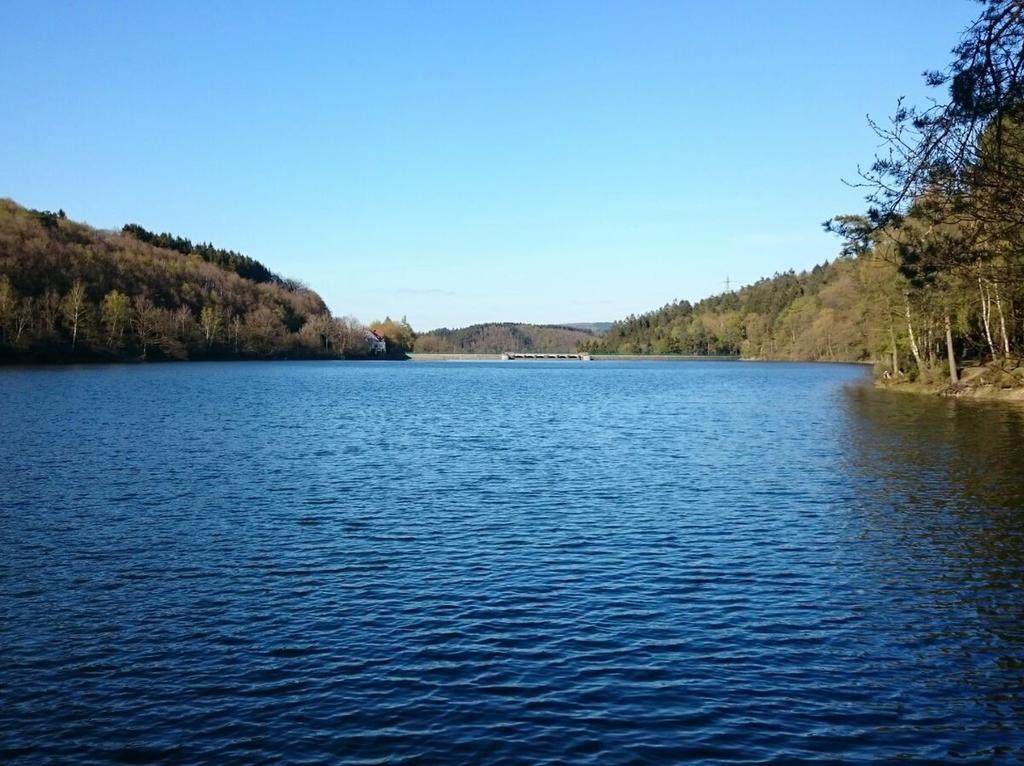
[841,386,1024,595]
[839,388,1024,730]
[843,387,1024,509]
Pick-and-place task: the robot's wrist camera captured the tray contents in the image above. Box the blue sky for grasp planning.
[1,1,979,329]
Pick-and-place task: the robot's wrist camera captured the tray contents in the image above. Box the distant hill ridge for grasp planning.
[414,322,600,354]
[562,322,612,334]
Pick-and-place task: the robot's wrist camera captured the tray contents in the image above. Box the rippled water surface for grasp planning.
[2,361,1024,764]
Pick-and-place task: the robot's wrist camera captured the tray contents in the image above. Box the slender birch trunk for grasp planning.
[889,324,899,374]
[904,296,923,370]
[62,281,87,353]
[979,276,998,359]
[993,282,1010,356]
[944,314,958,385]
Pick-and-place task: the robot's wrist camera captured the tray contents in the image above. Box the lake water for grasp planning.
[2,361,1023,764]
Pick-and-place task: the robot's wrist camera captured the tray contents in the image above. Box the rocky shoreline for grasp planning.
[876,359,1024,402]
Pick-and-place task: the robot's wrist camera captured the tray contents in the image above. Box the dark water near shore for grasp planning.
[2,361,1023,764]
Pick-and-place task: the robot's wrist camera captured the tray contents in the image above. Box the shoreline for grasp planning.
[874,360,1024,402]
[875,380,1024,402]
[406,353,744,362]
[1,354,865,367]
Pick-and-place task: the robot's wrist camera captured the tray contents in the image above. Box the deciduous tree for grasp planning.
[101,290,130,347]
[61,280,88,352]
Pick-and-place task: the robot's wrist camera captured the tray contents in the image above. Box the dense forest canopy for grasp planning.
[583,260,879,360]
[415,323,597,354]
[0,200,376,362]
[121,223,283,286]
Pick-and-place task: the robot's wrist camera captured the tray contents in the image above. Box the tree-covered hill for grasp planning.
[585,222,1022,374]
[0,199,370,362]
[583,258,876,360]
[414,322,597,354]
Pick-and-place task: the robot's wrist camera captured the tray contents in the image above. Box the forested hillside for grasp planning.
[0,200,370,361]
[121,223,283,286]
[414,323,597,354]
[592,1,1024,384]
[583,258,885,360]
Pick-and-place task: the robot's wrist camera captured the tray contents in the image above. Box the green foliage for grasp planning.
[101,290,130,347]
[833,1,1024,373]
[587,261,882,361]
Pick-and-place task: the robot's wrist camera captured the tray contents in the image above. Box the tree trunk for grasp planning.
[994,282,1011,356]
[944,313,958,385]
[904,296,923,370]
[889,324,899,374]
[979,277,998,359]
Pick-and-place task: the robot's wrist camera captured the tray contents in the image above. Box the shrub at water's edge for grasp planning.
[0,199,392,362]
